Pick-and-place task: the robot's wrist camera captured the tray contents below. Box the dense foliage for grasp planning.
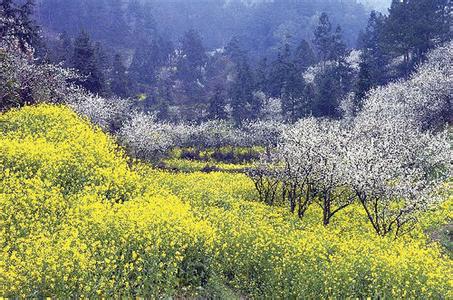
[27,0,450,124]
[1,104,452,298]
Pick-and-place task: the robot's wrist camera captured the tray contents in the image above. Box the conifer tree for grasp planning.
[72,30,106,94]
[225,37,257,124]
[255,57,269,94]
[130,39,161,85]
[384,0,451,76]
[177,30,207,105]
[107,0,130,45]
[208,85,227,120]
[354,11,388,110]
[55,31,72,66]
[110,54,130,98]
[294,39,316,73]
[313,13,333,64]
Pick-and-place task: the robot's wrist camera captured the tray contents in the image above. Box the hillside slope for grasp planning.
[1,105,451,298]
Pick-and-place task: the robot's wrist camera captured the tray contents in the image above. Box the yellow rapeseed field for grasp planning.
[1,104,452,298]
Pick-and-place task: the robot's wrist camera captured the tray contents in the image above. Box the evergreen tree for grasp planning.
[312,22,352,119]
[130,39,161,85]
[294,39,316,73]
[84,0,108,40]
[177,30,207,106]
[255,57,269,94]
[384,0,451,76]
[154,97,170,121]
[269,42,292,97]
[225,37,258,124]
[178,29,206,81]
[354,60,373,112]
[313,67,341,118]
[270,42,306,121]
[230,59,255,125]
[93,42,109,73]
[301,83,316,116]
[72,30,106,94]
[55,31,72,67]
[208,85,227,120]
[152,70,174,120]
[313,12,333,64]
[110,54,130,98]
[354,11,388,110]
[225,37,246,65]
[331,26,353,96]
[281,83,300,123]
[330,26,348,62]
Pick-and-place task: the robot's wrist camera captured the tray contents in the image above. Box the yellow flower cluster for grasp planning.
[145,169,453,299]
[1,105,451,298]
[162,158,252,172]
[0,105,214,297]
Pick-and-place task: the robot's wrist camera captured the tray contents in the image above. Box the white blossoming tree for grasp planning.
[347,118,450,236]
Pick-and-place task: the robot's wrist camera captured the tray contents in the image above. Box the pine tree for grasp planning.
[130,39,161,85]
[152,70,174,120]
[255,57,269,94]
[225,37,257,124]
[269,42,306,121]
[107,0,130,45]
[56,31,72,66]
[354,11,388,110]
[384,0,451,76]
[178,29,206,81]
[154,97,170,121]
[354,60,372,112]
[313,12,333,64]
[72,30,106,94]
[294,39,316,73]
[314,22,352,118]
[208,85,227,120]
[110,54,130,98]
[269,42,292,97]
[177,30,207,106]
[230,60,255,125]
[313,67,341,118]
[330,26,348,62]
[225,37,245,65]
[301,83,316,116]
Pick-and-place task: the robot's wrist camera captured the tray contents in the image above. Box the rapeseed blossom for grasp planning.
[0,105,451,298]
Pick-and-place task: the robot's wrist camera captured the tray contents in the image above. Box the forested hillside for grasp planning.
[1,0,452,298]
[28,0,450,124]
[36,0,367,50]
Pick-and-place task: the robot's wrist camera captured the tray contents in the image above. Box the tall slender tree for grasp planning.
[177,29,207,105]
[313,13,333,64]
[294,39,316,73]
[110,54,130,98]
[354,11,388,111]
[72,30,106,94]
[208,85,227,120]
